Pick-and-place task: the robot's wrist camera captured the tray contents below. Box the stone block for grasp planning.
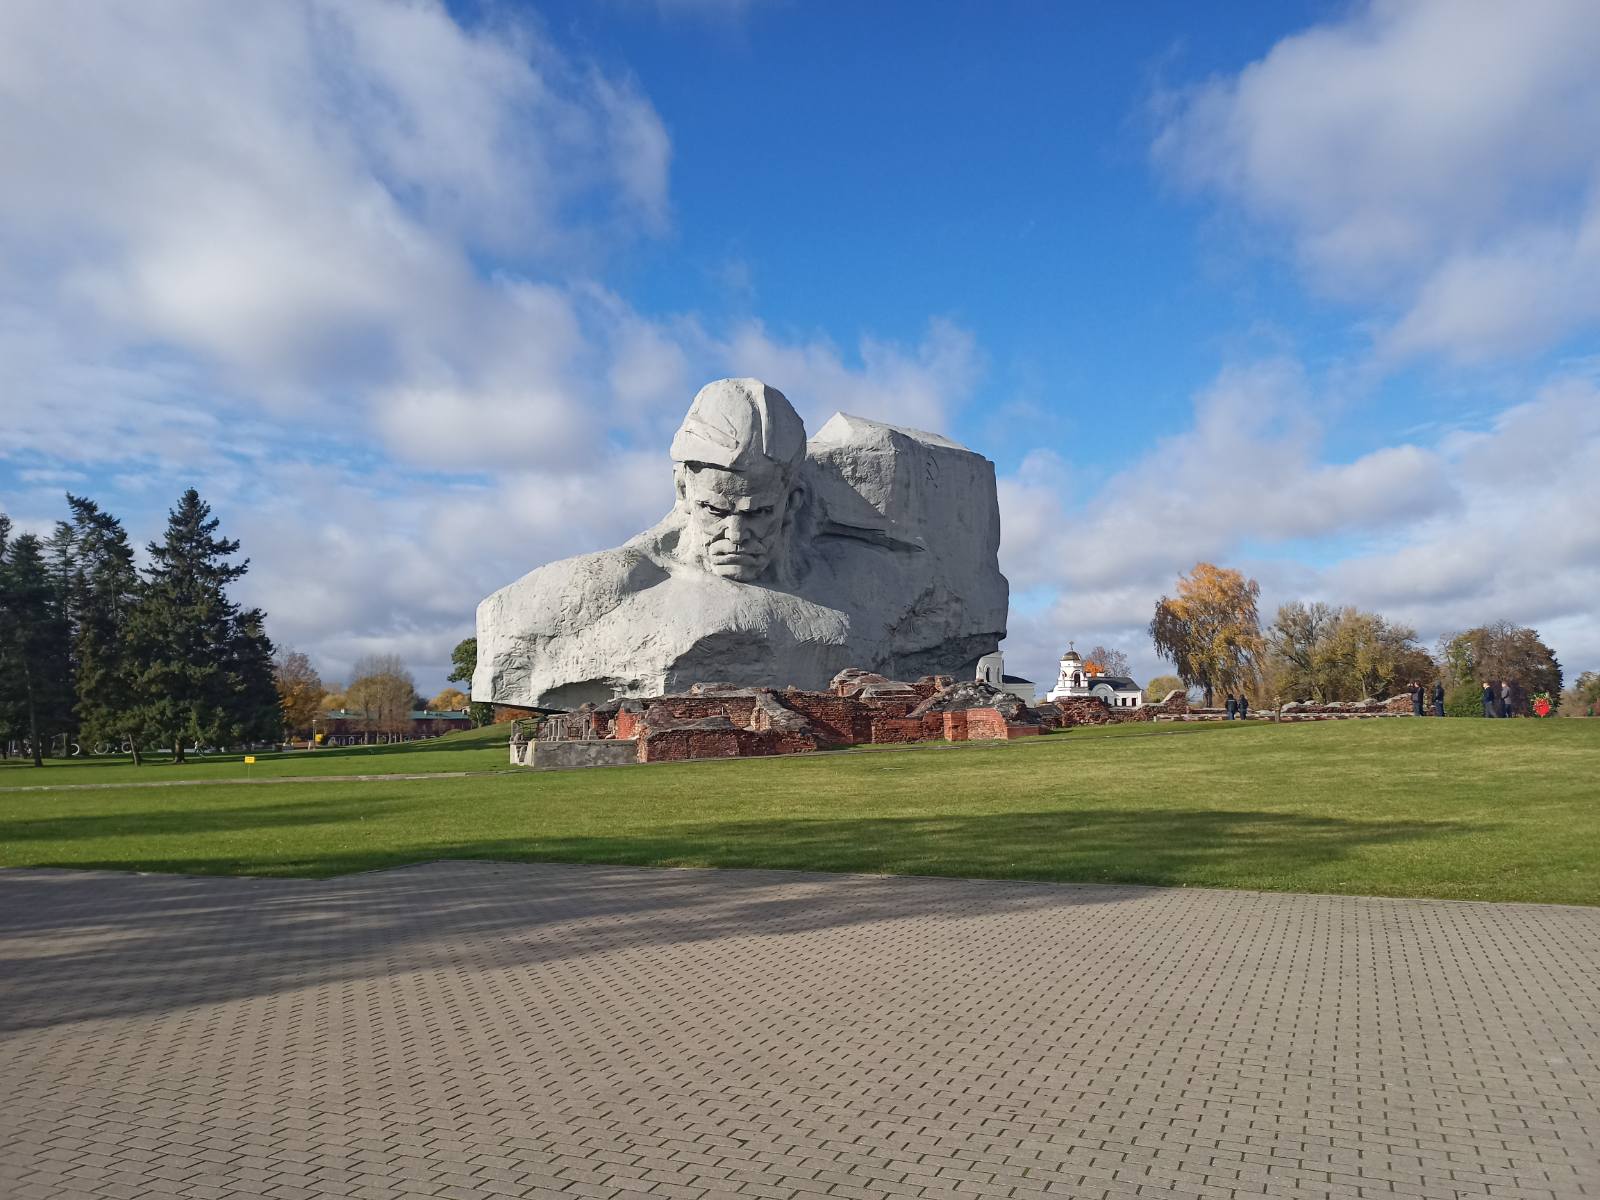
[525,740,640,769]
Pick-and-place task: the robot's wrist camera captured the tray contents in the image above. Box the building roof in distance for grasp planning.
[323,709,471,720]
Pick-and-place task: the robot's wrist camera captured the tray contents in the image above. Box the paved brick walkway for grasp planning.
[2,862,1596,1200]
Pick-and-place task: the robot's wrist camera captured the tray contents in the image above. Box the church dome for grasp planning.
[1061,648,1081,661]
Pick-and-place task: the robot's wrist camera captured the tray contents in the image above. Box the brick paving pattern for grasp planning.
[1,860,1596,1199]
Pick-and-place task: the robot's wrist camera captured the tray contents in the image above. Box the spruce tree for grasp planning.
[45,517,82,744]
[0,533,73,766]
[0,513,17,758]
[66,496,145,761]
[228,609,285,744]
[125,489,275,762]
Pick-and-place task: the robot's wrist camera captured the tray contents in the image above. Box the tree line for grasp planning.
[0,490,279,765]
[1148,562,1572,714]
[0,491,488,764]
[274,648,479,743]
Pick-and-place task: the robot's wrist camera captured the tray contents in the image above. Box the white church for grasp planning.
[976,646,1144,710]
[1044,645,1144,708]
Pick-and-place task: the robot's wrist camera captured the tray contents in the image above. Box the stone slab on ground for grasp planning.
[1,860,1596,1200]
[527,740,640,768]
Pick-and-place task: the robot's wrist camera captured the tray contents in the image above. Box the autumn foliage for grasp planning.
[1149,563,1263,707]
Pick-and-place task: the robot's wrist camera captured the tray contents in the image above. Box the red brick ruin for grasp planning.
[506,667,1432,767]
[513,668,1196,766]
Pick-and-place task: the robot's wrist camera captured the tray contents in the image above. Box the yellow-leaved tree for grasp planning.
[1148,563,1263,708]
[273,649,324,738]
[429,687,469,711]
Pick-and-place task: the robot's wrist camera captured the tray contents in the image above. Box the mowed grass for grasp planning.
[1,719,1597,904]
[0,722,513,785]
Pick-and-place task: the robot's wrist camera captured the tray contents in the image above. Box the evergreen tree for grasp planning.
[66,496,145,761]
[0,533,74,765]
[124,489,275,762]
[45,519,83,744]
[228,609,285,744]
[0,513,17,758]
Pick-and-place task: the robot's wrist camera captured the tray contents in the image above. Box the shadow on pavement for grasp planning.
[0,806,1476,1032]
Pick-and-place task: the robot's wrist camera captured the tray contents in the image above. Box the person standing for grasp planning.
[1481,680,1495,717]
[1238,694,1250,720]
[1432,680,1445,717]
[1410,680,1424,716]
[1225,693,1237,720]
[1501,679,1514,718]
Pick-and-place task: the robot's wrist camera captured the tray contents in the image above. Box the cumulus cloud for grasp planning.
[1154,0,1600,361]
[1001,359,1452,595]
[998,367,1600,688]
[0,0,674,474]
[713,317,982,434]
[1326,378,1600,624]
[0,0,984,689]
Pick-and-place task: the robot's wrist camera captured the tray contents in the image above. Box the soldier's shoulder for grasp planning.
[478,540,672,630]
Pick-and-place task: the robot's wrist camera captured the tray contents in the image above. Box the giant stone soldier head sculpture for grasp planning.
[670,379,807,584]
[474,378,1009,709]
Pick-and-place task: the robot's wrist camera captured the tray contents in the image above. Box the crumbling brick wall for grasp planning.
[963,708,1006,740]
[781,692,872,745]
[962,708,1040,740]
[638,727,816,762]
[646,695,760,727]
[869,716,925,743]
[1035,698,1114,728]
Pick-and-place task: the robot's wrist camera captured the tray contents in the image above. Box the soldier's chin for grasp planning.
[707,554,765,580]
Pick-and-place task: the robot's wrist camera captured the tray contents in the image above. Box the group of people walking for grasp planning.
[1480,679,1519,718]
[1222,681,1522,719]
[1405,679,1522,717]
[1406,680,1445,717]
[1222,681,1523,720]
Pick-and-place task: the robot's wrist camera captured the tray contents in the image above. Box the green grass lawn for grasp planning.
[2,719,1597,904]
[0,722,513,784]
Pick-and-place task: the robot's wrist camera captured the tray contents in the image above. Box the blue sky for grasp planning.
[3,0,1598,694]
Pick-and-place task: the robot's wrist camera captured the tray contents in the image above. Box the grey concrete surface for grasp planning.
[1,860,1596,1199]
[526,741,640,769]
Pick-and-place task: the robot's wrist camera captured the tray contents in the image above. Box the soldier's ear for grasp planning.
[784,481,806,525]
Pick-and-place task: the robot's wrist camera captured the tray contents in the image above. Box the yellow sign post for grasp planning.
[244,754,256,779]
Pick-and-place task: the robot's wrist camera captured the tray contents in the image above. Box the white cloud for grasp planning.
[997,367,1600,688]
[1154,0,1600,361]
[1000,359,1452,596]
[0,0,985,692]
[713,317,982,434]
[0,0,668,465]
